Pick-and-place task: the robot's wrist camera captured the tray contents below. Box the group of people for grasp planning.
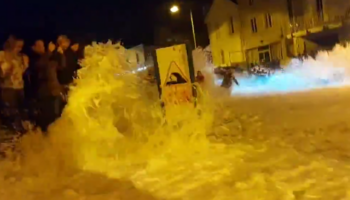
[0,35,82,133]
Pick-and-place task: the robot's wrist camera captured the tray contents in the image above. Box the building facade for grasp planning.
[206,0,350,67]
[205,0,244,67]
[127,44,158,73]
[127,44,146,69]
[238,0,291,65]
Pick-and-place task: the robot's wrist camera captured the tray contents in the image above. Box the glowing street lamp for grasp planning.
[170,5,179,13]
[169,5,197,48]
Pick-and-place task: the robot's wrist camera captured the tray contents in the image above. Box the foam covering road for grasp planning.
[1,42,350,200]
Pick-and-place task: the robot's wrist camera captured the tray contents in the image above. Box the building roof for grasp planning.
[205,0,238,23]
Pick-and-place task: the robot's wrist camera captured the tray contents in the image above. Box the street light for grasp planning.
[170,5,179,13]
[170,5,197,48]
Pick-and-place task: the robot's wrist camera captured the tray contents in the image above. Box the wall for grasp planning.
[127,44,146,70]
[291,0,350,31]
[237,0,291,50]
[206,0,244,67]
[323,0,350,21]
[206,0,345,67]
[143,46,157,67]
[339,19,350,42]
[296,37,319,55]
[285,37,319,57]
[236,0,291,64]
[304,38,319,53]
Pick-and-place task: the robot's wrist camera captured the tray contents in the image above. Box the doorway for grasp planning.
[258,45,271,63]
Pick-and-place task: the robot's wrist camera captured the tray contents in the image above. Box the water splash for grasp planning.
[224,44,350,95]
[1,42,350,200]
[0,41,220,199]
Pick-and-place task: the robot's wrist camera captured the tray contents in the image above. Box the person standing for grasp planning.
[50,35,80,114]
[70,42,81,80]
[0,36,28,132]
[27,40,46,100]
[35,41,64,132]
[221,70,239,89]
[195,70,205,83]
[52,35,74,85]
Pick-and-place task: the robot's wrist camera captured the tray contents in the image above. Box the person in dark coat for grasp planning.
[195,70,205,83]
[27,40,46,100]
[35,41,64,132]
[50,35,81,114]
[70,42,82,79]
[51,35,73,86]
[51,36,82,87]
[221,70,239,89]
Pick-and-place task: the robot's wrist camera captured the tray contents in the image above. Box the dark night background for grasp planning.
[0,0,211,51]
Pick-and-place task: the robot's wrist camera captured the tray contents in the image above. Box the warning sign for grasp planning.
[156,44,191,86]
[155,44,194,106]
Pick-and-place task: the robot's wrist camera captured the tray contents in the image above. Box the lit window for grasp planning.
[230,17,235,34]
[265,13,272,28]
[251,18,258,33]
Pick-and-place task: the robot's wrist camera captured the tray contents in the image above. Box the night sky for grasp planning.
[0,0,211,49]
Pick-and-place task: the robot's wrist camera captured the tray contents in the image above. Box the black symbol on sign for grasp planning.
[166,72,187,85]
[164,61,189,86]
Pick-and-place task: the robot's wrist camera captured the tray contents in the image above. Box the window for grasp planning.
[265,13,272,28]
[221,50,225,64]
[258,45,271,63]
[259,52,271,62]
[250,18,258,33]
[316,0,324,19]
[136,53,140,64]
[229,17,235,34]
[249,0,254,5]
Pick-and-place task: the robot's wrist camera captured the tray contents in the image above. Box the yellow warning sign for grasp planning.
[155,44,193,106]
[156,44,191,86]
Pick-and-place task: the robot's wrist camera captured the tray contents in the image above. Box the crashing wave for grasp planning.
[0,41,218,199]
[230,43,350,95]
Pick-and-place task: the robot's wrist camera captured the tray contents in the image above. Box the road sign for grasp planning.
[154,44,195,108]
